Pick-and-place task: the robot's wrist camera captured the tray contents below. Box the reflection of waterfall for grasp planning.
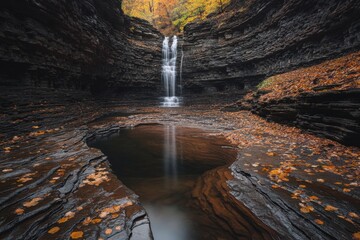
[180,48,184,96]
[161,36,181,107]
[164,125,177,185]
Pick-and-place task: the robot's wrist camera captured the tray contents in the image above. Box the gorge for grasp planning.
[0,0,359,240]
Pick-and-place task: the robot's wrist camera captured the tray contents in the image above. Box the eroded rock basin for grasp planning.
[1,97,359,240]
[89,124,238,240]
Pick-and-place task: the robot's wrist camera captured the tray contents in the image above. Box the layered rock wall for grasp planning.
[182,0,360,92]
[236,89,360,147]
[0,0,162,95]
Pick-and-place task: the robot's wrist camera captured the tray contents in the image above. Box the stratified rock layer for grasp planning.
[0,0,162,94]
[182,0,360,92]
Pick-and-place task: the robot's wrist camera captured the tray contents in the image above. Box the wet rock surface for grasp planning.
[1,87,359,239]
[237,88,360,147]
[182,0,360,92]
[0,0,162,94]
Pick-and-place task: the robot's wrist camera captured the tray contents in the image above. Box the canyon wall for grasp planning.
[182,0,360,92]
[0,0,162,95]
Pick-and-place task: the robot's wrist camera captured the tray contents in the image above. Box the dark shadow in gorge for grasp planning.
[88,124,280,239]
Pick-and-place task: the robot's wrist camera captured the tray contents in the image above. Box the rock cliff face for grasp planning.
[182,0,360,92]
[0,0,162,95]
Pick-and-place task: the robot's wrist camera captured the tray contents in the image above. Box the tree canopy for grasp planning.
[122,0,231,35]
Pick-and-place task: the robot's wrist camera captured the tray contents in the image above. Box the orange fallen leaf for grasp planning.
[317,179,325,183]
[309,196,319,201]
[91,218,102,224]
[266,152,276,156]
[300,205,314,213]
[105,228,112,235]
[299,185,306,188]
[83,217,91,226]
[314,219,324,225]
[353,232,360,240]
[115,226,122,231]
[48,227,60,234]
[58,217,69,224]
[4,147,11,153]
[325,205,338,212]
[349,212,359,219]
[70,231,83,239]
[343,188,351,193]
[15,208,24,215]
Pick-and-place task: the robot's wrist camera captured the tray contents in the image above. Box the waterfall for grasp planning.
[161,36,180,107]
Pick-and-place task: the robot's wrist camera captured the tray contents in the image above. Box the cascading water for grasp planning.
[161,36,181,107]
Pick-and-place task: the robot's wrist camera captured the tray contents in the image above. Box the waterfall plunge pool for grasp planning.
[88,124,238,240]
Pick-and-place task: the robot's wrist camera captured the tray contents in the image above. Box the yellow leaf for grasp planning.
[70,231,83,239]
[48,227,60,234]
[325,205,338,212]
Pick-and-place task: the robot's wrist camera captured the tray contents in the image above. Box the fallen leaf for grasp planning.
[309,196,319,201]
[83,217,91,226]
[299,185,306,188]
[105,228,112,235]
[2,169,13,173]
[70,231,83,239]
[15,208,24,215]
[343,188,351,193]
[300,204,314,213]
[91,218,102,224]
[266,152,276,156]
[58,217,70,224]
[115,226,122,231]
[4,147,11,153]
[349,212,359,219]
[65,211,75,218]
[353,232,360,240]
[23,198,42,207]
[48,227,60,234]
[17,177,33,183]
[32,126,40,129]
[317,179,325,183]
[325,205,338,212]
[314,219,324,225]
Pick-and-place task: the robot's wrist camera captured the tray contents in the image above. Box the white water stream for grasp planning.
[161,36,181,107]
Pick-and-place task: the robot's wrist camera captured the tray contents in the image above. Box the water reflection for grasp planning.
[89,124,237,240]
[164,125,178,186]
[145,204,192,240]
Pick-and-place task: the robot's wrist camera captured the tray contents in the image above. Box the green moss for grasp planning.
[257,76,277,90]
